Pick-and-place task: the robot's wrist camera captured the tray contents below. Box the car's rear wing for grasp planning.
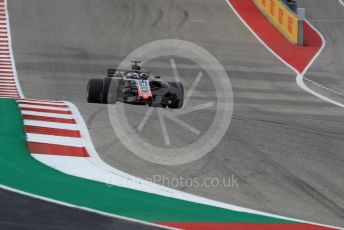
[107,69,117,78]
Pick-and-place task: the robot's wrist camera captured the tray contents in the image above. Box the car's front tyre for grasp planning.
[167,82,184,109]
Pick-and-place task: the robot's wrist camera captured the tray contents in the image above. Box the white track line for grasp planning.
[19,103,70,111]
[0,88,17,90]
[18,101,67,106]
[27,133,84,147]
[0,82,15,86]
[17,98,65,103]
[304,77,344,95]
[297,21,344,108]
[24,120,79,130]
[0,92,18,95]
[21,110,73,119]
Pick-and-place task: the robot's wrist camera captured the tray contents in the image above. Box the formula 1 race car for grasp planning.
[87,61,184,108]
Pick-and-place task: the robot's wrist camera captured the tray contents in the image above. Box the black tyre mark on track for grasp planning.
[178,10,189,30]
[150,9,163,29]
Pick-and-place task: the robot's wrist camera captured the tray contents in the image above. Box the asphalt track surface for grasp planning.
[0,188,160,230]
[7,0,344,227]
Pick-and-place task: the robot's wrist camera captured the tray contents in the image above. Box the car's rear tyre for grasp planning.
[168,82,184,109]
[87,79,104,103]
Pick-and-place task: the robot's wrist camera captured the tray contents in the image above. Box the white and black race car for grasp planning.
[87,61,184,108]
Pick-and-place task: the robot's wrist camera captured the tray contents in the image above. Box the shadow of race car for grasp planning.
[87,61,184,109]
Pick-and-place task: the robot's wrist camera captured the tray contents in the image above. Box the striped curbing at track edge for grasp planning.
[226,0,344,109]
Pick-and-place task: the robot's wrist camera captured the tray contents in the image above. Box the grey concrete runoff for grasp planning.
[7,0,344,227]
